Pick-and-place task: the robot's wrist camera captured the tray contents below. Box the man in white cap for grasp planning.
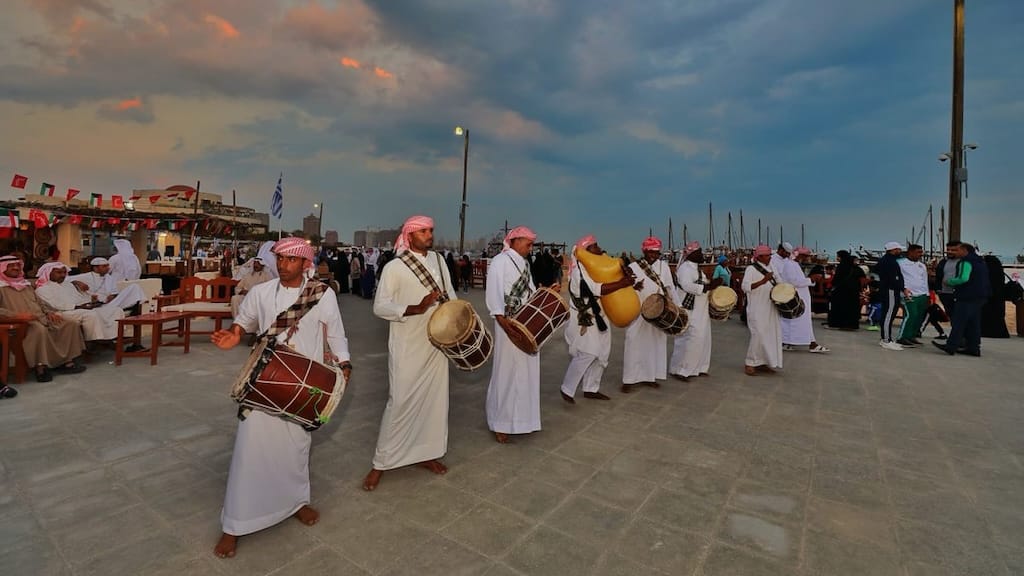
[770,242,794,278]
[779,246,830,353]
[877,242,907,351]
[69,257,145,311]
[211,237,351,559]
[669,241,720,381]
[34,262,124,342]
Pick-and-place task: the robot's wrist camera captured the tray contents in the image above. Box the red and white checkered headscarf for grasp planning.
[503,226,536,250]
[754,244,772,256]
[682,241,701,257]
[0,255,31,291]
[641,236,662,252]
[395,215,434,253]
[272,237,315,266]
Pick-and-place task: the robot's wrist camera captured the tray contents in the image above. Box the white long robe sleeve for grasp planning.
[371,251,457,470]
[221,278,350,536]
[485,251,541,434]
[779,259,815,346]
[670,260,712,377]
[623,260,676,384]
[743,265,782,368]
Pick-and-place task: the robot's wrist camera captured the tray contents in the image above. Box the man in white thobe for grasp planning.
[623,236,678,392]
[108,239,141,282]
[486,226,543,443]
[230,258,273,318]
[561,235,636,403]
[211,237,351,559]
[365,215,457,491]
[69,258,145,311]
[34,262,124,342]
[669,241,722,381]
[780,247,829,352]
[743,245,783,375]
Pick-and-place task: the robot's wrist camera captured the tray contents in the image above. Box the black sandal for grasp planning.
[1,385,18,398]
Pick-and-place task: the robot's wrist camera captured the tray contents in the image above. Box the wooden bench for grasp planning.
[0,320,29,384]
[156,276,238,336]
[115,311,191,366]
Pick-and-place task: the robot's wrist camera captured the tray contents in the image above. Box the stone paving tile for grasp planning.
[2,291,1023,575]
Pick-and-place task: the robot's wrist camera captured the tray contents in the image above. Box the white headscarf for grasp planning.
[109,239,141,281]
[256,240,279,278]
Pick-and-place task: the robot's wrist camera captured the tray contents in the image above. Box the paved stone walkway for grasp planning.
[1,289,1022,575]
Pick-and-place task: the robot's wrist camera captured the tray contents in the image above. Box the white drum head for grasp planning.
[428,300,476,346]
[771,283,796,304]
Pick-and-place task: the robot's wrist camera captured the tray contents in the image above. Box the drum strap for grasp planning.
[753,262,777,286]
[570,273,608,333]
[674,262,702,311]
[504,252,532,315]
[399,251,450,303]
[264,279,329,343]
[637,259,669,296]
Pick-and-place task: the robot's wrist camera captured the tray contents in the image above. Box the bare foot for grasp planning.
[294,505,319,526]
[744,366,757,376]
[363,469,383,491]
[214,533,237,558]
[495,432,510,444]
[418,459,448,475]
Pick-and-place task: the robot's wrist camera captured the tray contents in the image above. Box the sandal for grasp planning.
[0,385,17,399]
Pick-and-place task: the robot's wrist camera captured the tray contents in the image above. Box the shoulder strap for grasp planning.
[399,251,450,303]
[752,262,777,285]
[265,279,329,342]
[636,259,669,295]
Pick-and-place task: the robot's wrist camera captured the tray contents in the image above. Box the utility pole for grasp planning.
[948,0,965,240]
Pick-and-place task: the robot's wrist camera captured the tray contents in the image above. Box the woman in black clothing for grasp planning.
[827,250,866,330]
[980,255,1009,338]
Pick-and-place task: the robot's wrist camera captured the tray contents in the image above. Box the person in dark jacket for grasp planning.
[876,242,907,350]
[933,242,990,356]
[932,241,960,321]
[981,255,1009,338]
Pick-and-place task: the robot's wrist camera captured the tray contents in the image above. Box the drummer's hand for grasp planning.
[211,329,241,350]
[550,283,561,293]
[634,280,644,291]
[419,290,441,314]
[710,277,724,289]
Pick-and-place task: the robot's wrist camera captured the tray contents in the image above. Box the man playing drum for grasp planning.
[487,226,547,443]
[780,247,830,353]
[561,235,635,403]
[365,215,457,491]
[669,241,722,381]
[743,245,783,376]
[211,237,352,558]
[623,236,679,392]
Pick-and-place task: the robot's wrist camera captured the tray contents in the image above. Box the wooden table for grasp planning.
[0,320,29,384]
[115,311,191,366]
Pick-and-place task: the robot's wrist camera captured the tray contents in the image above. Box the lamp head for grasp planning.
[454,126,465,136]
[939,153,952,162]
[965,143,978,150]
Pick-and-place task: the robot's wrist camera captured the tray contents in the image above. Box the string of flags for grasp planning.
[10,173,197,206]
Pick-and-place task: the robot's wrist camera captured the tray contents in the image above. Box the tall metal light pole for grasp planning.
[313,202,324,243]
[939,142,977,238]
[454,126,469,254]
[948,0,966,240]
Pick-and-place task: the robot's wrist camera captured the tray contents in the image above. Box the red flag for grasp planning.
[183,190,195,200]
[129,195,142,201]
[69,215,83,225]
[10,174,28,189]
[67,188,80,201]
[90,218,102,229]
[165,192,179,199]
[111,195,124,209]
[144,218,158,229]
[107,217,121,225]
[30,209,49,228]
[149,195,162,204]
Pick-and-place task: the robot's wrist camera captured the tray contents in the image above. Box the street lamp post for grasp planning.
[454,126,469,254]
[939,142,977,240]
[313,202,324,243]
[947,0,966,241]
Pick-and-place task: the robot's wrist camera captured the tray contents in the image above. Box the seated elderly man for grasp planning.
[35,262,124,343]
[69,257,145,312]
[230,257,273,318]
[0,255,87,382]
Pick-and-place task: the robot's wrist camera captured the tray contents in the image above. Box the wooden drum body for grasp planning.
[770,283,806,319]
[506,287,570,354]
[428,300,493,371]
[230,339,346,431]
[708,286,738,321]
[640,294,688,335]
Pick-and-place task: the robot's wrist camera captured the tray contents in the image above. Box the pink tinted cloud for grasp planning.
[204,13,240,39]
[280,0,377,51]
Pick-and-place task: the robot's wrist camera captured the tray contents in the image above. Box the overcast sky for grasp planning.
[2,0,1021,256]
